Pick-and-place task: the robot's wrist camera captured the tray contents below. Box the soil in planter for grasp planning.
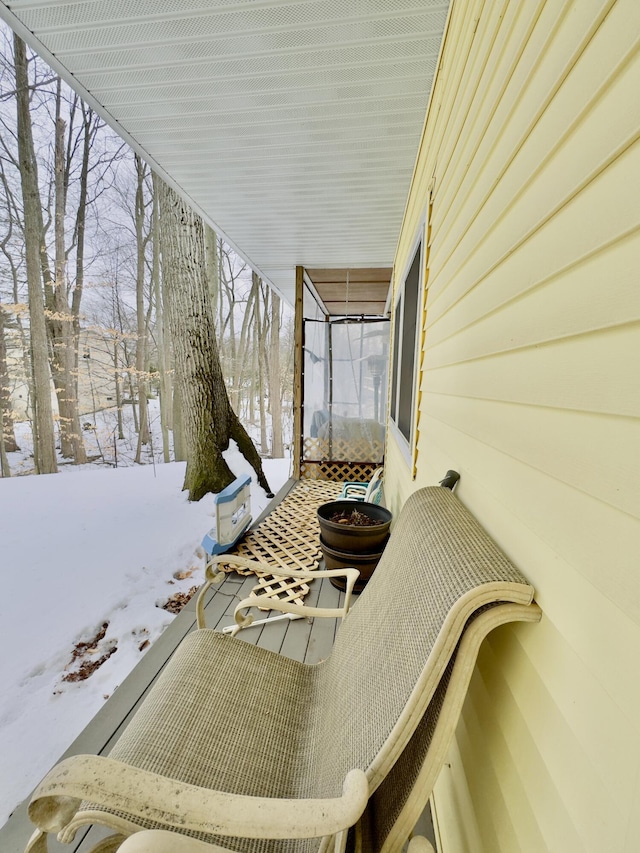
[329,508,380,526]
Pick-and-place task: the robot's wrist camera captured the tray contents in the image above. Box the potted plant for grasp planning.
[317,500,392,591]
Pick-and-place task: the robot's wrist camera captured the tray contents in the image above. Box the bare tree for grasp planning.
[151,172,171,462]
[270,290,284,457]
[0,302,18,469]
[133,155,150,462]
[253,272,269,454]
[157,177,272,500]
[47,79,87,463]
[13,34,57,473]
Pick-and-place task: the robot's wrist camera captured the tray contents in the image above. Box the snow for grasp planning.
[0,436,291,826]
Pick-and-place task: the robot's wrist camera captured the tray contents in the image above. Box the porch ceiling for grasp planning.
[0,1,450,306]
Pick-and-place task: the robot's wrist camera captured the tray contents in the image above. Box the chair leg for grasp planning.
[25,829,47,853]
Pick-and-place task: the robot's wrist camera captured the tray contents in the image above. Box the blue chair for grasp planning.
[340,467,384,505]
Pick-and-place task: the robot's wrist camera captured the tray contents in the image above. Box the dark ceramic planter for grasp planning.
[317,500,392,553]
[320,537,388,592]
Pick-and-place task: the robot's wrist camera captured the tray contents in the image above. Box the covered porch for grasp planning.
[0,478,436,852]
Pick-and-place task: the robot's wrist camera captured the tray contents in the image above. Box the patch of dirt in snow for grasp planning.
[161,586,199,614]
[61,621,118,683]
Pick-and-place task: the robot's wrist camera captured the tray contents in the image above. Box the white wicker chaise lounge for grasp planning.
[25,482,541,853]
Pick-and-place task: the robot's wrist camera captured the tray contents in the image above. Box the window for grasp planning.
[390,242,422,445]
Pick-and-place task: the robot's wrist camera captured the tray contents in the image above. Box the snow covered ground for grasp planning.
[0,410,291,825]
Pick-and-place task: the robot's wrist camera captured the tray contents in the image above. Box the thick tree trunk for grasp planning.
[204,223,219,314]
[171,382,186,462]
[14,34,57,474]
[254,273,268,455]
[151,174,171,462]
[50,90,86,463]
[270,291,284,457]
[157,178,272,500]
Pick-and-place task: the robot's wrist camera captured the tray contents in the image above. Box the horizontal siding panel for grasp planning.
[428,127,640,338]
[394,0,481,278]
[455,707,532,853]
[382,431,413,519]
[417,408,640,623]
[432,739,483,853]
[623,773,640,852]
[474,633,630,852]
[460,652,585,853]
[430,0,622,290]
[414,412,640,712]
[432,0,510,199]
[502,619,640,813]
[434,0,551,236]
[423,323,640,418]
[420,394,640,518]
[424,229,640,367]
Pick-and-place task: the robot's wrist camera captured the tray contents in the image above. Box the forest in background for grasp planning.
[0,23,294,481]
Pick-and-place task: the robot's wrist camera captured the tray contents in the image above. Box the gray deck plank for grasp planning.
[305,577,344,664]
[278,572,323,663]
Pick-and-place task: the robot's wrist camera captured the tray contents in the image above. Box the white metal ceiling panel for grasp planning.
[0,0,450,304]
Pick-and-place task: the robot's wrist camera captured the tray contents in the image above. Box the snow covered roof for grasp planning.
[0,1,450,306]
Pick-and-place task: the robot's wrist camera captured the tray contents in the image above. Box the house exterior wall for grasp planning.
[385,1,640,850]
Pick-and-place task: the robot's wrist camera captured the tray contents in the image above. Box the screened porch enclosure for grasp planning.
[296,268,390,482]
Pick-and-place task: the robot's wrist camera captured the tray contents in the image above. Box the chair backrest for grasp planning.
[308,486,535,799]
[364,467,383,504]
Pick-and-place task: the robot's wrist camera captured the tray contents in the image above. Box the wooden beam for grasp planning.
[306,267,393,284]
[323,301,387,315]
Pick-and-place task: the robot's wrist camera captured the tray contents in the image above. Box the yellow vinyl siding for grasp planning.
[386,0,640,849]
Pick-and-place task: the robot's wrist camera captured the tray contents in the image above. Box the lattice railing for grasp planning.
[303,436,384,464]
[216,479,343,608]
[300,461,379,482]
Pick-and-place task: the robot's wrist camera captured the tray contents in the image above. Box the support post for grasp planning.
[292,265,304,479]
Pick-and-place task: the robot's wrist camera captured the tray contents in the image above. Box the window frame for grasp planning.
[389,227,425,459]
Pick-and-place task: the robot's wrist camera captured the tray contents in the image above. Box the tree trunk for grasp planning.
[171,381,186,462]
[157,178,272,500]
[232,281,256,415]
[151,173,171,462]
[0,305,18,460]
[113,338,125,440]
[254,273,268,455]
[49,85,87,463]
[134,155,149,462]
[204,223,219,313]
[14,34,57,474]
[270,291,284,457]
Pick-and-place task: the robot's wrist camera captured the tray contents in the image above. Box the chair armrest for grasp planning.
[341,483,367,500]
[229,566,359,634]
[29,755,368,843]
[196,555,359,629]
